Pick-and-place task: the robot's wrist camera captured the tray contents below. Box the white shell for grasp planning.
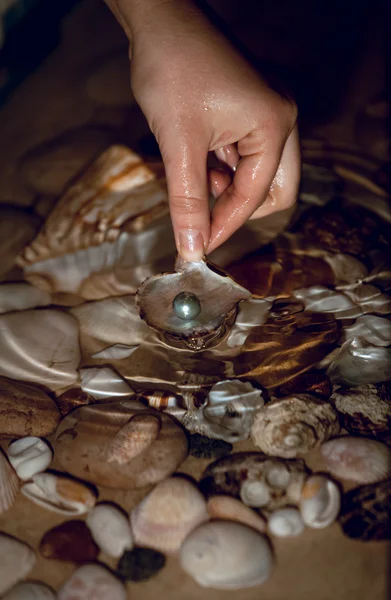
[292,286,361,319]
[0,309,80,391]
[226,298,273,348]
[327,336,391,386]
[7,437,52,481]
[299,475,341,528]
[2,582,56,600]
[58,564,126,600]
[180,521,274,589]
[86,503,133,557]
[343,284,391,315]
[91,344,138,360]
[206,496,266,533]
[268,508,305,537]
[21,472,96,515]
[321,437,391,484]
[344,315,391,347]
[0,534,36,595]
[80,367,134,400]
[0,283,51,314]
[240,480,271,508]
[0,449,19,515]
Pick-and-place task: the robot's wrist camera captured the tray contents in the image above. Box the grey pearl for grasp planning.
[173,291,201,321]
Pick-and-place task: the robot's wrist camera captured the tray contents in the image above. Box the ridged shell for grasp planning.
[339,479,391,541]
[80,367,134,400]
[327,336,391,386]
[7,437,52,481]
[0,449,19,515]
[58,564,127,600]
[0,283,51,314]
[250,394,340,458]
[0,534,36,595]
[86,503,133,557]
[107,414,161,464]
[268,508,305,537]
[21,472,96,515]
[321,437,391,484]
[130,476,208,554]
[206,496,266,533]
[343,315,391,347]
[179,521,274,589]
[1,582,56,600]
[299,475,341,528]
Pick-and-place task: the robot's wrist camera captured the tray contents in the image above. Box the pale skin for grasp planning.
[105,0,300,262]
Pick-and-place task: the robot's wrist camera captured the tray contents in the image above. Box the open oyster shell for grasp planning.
[136,256,251,350]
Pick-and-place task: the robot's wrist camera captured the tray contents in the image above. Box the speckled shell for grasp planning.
[0,534,36,595]
[130,476,208,554]
[7,437,52,481]
[179,521,274,589]
[55,400,189,489]
[0,449,19,515]
[339,478,391,541]
[299,475,341,528]
[86,503,133,557]
[267,507,305,537]
[199,452,309,511]
[251,394,340,458]
[206,496,266,533]
[21,472,97,515]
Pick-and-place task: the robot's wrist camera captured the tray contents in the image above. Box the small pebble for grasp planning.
[39,520,99,563]
[189,433,233,459]
[117,548,166,582]
[55,387,94,416]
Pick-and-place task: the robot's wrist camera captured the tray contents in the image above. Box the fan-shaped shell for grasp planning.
[206,496,266,533]
[0,449,19,515]
[179,521,274,589]
[86,503,133,557]
[7,437,52,481]
[321,437,391,484]
[251,394,340,458]
[268,507,305,537]
[21,472,97,515]
[131,476,208,553]
[299,475,341,528]
[0,534,36,595]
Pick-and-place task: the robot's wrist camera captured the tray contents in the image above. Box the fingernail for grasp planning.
[215,146,238,171]
[178,230,205,262]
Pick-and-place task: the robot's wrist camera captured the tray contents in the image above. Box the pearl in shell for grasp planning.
[173,291,201,320]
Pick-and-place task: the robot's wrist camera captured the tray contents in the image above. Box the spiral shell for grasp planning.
[299,475,341,528]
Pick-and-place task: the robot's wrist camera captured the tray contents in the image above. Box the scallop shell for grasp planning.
[55,400,189,489]
[327,336,391,386]
[179,521,274,589]
[86,503,133,557]
[343,315,391,347]
[0,534,36,595]
[130,476,208,554]
[321,437,391,484]
[292,286,362,319]
[107,414,161,464]
[339,479,391,541]
[200,452,309,511]
[299,475,341,528]
[136,256,251,351]
[2,582,56,600]
[206,496,266,533]
[7,437,52,481]
[21,472,97,515]
[0,448,19,515]
[0,283,51,314]
[268,507,305,537]
[58,564,127,600]
[80,367,134,400]
[250,394,340,458]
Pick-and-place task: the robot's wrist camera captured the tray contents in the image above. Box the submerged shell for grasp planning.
[55,388,94,416]
[7,437,52,481]
[58,564,127,600]
[0,534,36,595]
[179,521,274,589]
[0,204,41,279]
[339,479,391,541]
[251,394,340,458]
[206,496,266,533]
[136,256,251,351]
[140,390,185,410]
[2,582,56,600]
[131,476,208,554]
[293,286,361,319]
[0,283,51,314]
[107,414,161,464]
[268,508,305,537]
[343,315,391,347]
[321,437,391,484]
[343,284,391,315]
[86,503,133,557]
[21,472,97,515]
[226,298,272,348]
[327,336,391,386]
[55,400,189,489]
[80,367,134,400]
[299,475,341,528]
[0,449,19,515]
[91,344,138,360]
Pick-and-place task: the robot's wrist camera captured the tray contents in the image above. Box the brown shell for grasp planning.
[55,388,95,417]
[339,478,391,541]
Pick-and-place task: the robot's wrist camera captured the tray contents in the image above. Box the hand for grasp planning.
[109,0,300,261]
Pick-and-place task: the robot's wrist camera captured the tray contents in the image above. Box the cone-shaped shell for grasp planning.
[299,475,341,528]
[21,472,96,515]
[0,449,19,515]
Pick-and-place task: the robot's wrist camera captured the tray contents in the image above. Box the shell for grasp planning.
[0,448,19,515]
[239,480,271,508]
[293,286,362,319]
[299,475,341,528]
[21,472,97,515]
[0,283,51,314]
[267,508,305,537]
[200,452,309,511]
[7,437,52,481]
[136,256,251,351]
[226,298,272,348]
[140,390,185,410]
[327,336,391,386]
[338,479,391,541]
[55,400,189,489]
[0,204,41,279]
[323,254,368,285]
[0,534,36,595]
[91,344,138,360]
[321,437,391,484]
[58,564,127,600]
[250,394,340,458]
[130,476,208,554]
[343,315,391,347]
[0,309,80,391]
[343,284,391,315]
[80,367,134,400]
[2,582,56,600]
[179,521,274,589]
[107,414,161,464]
[86,503,133,557]
[39,520,99,563]
[330,383,391,439]
[55,388,94,416]
[206,496,266,533]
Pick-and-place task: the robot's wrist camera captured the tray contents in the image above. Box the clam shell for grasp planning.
[0,283,51,314]
[179,521,274,589]
[7,437,52,481]
[107,414,161,464]
[80,367,134,400]
[251,394,340,458]
[0,534,36,595]
[1,582,56,600]
[21,472,97,515]
[206,496,266,533]
[339,479,391,541]
[58,564,127,600]
[299,475,341,528]
[136,256,251,351]
[0,448,19,515]
[327,336,391,386]
[321,436,391,484]
[86,503,133,557]
[131,476,208,554]
[343,315,391,347]
[268,508,305,537]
